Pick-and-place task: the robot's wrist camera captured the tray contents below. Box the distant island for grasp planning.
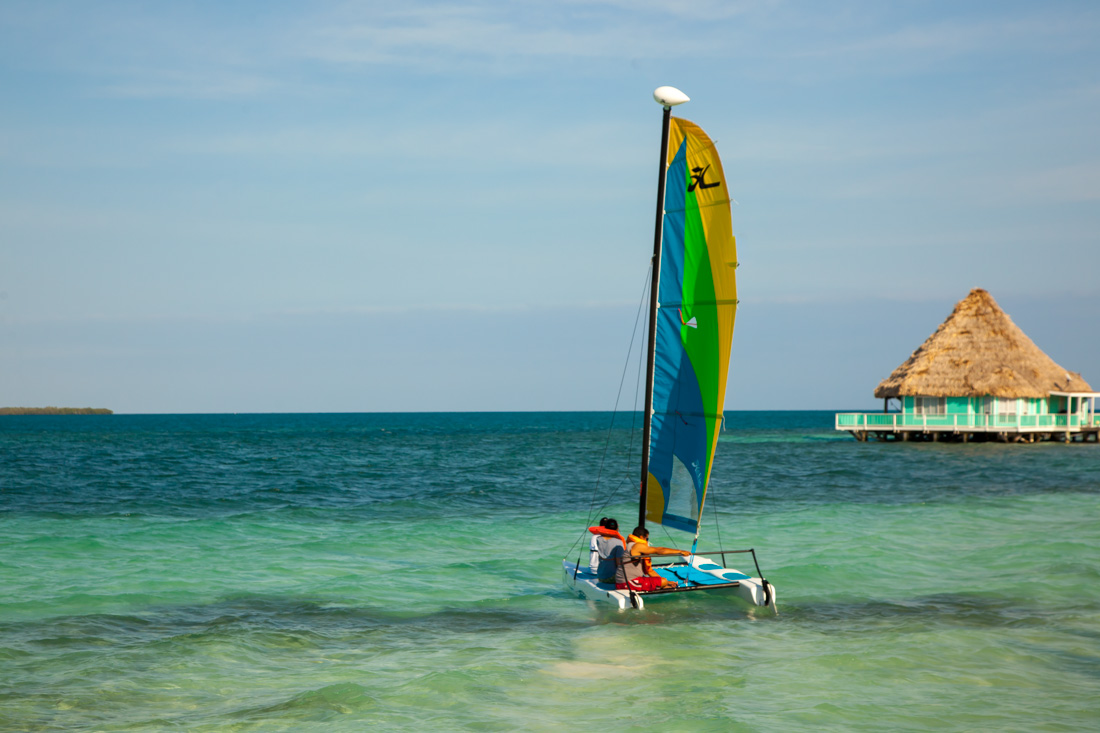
[0,407,113,415]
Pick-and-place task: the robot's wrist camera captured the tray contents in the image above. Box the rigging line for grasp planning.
[586,479,629,526]
[712,485,724,555]
[654,526,706,589]
[592,265,651,522]
[565,265,654,558]
[679,136,722,157]
[711,413,726,555]
[659,524,682,552]
[651,533,696,588]
[626,269,649,484]
[587,264,652,533]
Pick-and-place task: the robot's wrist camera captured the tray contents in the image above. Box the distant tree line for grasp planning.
[0,407,113,415]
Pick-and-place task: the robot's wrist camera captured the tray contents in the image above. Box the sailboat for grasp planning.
[562,87,776,612]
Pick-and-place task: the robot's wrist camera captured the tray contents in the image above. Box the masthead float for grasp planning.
[562,87,776,612]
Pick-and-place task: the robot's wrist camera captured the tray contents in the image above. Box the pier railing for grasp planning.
[835,413,1092,431]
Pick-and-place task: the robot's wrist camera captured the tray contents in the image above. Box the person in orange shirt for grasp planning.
[626,526,688,589]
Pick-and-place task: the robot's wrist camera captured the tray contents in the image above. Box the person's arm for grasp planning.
[631,544,689,557]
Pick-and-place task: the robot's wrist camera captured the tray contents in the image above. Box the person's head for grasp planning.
[604,518,618,531]
[632,526,649,539]
[598,517,609,528]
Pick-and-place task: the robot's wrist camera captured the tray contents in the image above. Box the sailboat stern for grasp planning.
[734,574,775,608]
[561,559,644,610]
[562,556,776,612]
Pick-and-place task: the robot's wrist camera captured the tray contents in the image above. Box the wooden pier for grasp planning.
[836,411,1100,443]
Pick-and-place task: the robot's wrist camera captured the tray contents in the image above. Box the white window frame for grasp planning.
[914,396,946,416]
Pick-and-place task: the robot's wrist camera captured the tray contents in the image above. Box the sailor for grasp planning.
[588,517,627,574]
[592,518,627,584]
[625,526,689,589]
[587,517,608,573]
[611,540,653,591]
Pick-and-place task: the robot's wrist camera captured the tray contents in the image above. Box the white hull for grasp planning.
[561,556,776,611]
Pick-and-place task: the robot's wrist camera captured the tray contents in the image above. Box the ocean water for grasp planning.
[1,411,1098,732]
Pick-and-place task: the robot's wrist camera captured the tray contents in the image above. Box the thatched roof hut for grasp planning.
[875,288,1092,399]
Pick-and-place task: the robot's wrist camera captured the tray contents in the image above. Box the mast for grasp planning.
[639,86,689,530]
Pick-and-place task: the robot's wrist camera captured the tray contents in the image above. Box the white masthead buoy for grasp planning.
[653,86,689,107]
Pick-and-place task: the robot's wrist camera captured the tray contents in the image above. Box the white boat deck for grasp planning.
[561,555,775,611]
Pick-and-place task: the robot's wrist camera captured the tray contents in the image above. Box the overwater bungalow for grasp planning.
[837,289,1099,443]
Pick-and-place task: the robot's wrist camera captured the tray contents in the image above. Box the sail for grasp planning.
[645,117,738,533]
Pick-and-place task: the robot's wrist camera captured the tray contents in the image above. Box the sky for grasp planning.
[1,0,1098,413]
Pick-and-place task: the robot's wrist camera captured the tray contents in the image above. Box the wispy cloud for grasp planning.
[300,4,688,72]
[6,1,1099,98]
[97,70,282,100]
[0,1,296,99]
[997,162,1100,204]
[169,116,635,166]
[828,11,1098,58]
[569,0,763,22]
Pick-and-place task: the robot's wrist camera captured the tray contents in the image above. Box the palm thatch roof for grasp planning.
[875,288,1092,399]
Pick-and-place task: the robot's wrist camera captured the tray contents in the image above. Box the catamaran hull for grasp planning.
[561,557,775,612]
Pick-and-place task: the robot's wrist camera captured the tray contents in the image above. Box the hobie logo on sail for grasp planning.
[688,165,720,192]
[679,308,697,329]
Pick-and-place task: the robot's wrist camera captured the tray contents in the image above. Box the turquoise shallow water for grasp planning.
[2,411,1098,731]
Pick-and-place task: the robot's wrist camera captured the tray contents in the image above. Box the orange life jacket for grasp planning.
[588,526,626,545]
[627,534,654,574]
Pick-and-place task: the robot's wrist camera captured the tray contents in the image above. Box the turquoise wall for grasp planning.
[900,395,1053,415]
[946,397,968,414]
